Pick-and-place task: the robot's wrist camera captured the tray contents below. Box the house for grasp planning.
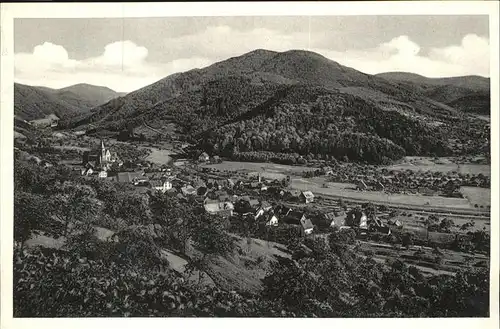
[192,177,206,188]
[254,207,266,220]
[265,213,279,227]
[283,189,301,200]
[227,178,236,188]
[260,201,273,212]
[253,201,273,220]
[283,211,314,235]
[198,152,210,162]
[181,185,197,196]
[356,180,368,191]
[204,201,234,217]
[239,196,260,209]
[207,179,222,190]
[346,210,369,230]
[325,212,346,228]
[98,170,108,178]
[300,191,315,204]
[211,155,221,164]
[81,167,94,176]
[115,172,147,184]
[322,166,333,175]
[150,179,173,193]
[249,182,261,189]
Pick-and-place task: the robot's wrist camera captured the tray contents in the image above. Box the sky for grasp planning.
[14,16,490,93]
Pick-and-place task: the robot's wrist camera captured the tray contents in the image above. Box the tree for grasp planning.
[186,213,235,284]
[328,229,356,255]
[116,193,152,226]
[439,218,455,233]
[14,192,50,247]
[49,183,101,237]
[148,191,196,253]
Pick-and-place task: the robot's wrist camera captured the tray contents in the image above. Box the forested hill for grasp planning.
[47,83,127,110]
[70,49,490,164]
[14,83,126,122]
[376,72,490,115]
[14,83,84,121]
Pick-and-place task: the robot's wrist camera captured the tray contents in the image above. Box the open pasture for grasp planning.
[291,178,474,210]
[201,161,312,175]
[460,186,491,207]
[385,157,490,176]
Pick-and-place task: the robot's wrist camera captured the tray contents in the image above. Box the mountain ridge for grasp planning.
[14,82,127,122]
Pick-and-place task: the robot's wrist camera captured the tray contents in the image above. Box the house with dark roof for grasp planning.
[300,191,315,203]
[283,189,301,200]
[114,172,148,185]
[283,210,314,235]
[259,201,273,212]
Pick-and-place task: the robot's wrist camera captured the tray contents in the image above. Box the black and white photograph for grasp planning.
[1,1,499,326]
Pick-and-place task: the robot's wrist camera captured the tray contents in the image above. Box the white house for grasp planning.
[266,214,279,227]
[81,168,94,176]
[150,179,173,193]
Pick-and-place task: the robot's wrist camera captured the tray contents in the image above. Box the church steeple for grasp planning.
[100,140,105,151]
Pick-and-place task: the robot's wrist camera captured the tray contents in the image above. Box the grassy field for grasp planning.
[138,146,174,165]
[201,161,312,175]
[460,187,491,207]
[290,178,474,209]
[186,234,290,293]
[385,157,490,176]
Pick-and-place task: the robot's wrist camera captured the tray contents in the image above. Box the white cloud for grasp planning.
[86,40,149,68]
[14,29,490,93]
[14,41,211,92]
[313,34,490,78]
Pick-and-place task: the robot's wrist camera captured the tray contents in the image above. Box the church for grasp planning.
[82,140,120,171]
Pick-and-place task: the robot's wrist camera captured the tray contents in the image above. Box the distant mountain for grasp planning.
[34,83,127,110]
[14,83,83,121]
[375,72,490,92]
[14,82,126,123]
[376,72,490,115]
[71,49,489,164]
[57,84,127,108]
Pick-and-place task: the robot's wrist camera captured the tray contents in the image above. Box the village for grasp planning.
[72,139,399,242]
